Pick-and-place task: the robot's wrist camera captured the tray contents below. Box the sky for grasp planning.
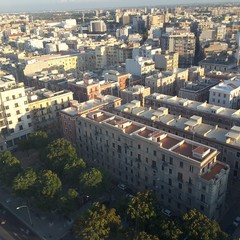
[0,0,239,13]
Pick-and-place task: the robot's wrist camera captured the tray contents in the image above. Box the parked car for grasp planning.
[233,216,240,227]
[126,193,133,199]
[161,208,172,217]
[0,219,6,225]
[117,183,127,191]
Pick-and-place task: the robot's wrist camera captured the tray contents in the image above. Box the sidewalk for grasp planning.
[0,186,90,240]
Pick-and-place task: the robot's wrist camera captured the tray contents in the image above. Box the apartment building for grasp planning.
[126,57,155,77]
[161,32,196,68]
[27,89,73,136]
[22,53,95,78]
[154,52,179,71]
[120,85,150,106]
[76,110,229,219]
[112,100,240,180]
[60,95,121,147]
[89,20,107,33]
[199,53,237,72]
[209,78,240,109]
[95,44,133,69]
[145,69,188,96]
[68,78,100,103]
[145,93,240,129]
[104,71,131,91]
[132,44,161,59]
[0,75,33,150]
[179,79,219,102]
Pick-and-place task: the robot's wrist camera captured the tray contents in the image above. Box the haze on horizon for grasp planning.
[0,0,239,13]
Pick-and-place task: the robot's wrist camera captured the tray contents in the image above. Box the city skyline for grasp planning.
[0,0,239,13]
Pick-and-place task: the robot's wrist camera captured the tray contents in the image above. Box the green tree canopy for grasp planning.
[0,151,21,185]
[73,202,121,240]
[134,231,159,240]
[12,168,37,197]
[46,138,77,173]
[80,168,103,190]
[127,191,157,230]
[29,131,49,149]
[158,219,183,240]
[183,209,228,240]
[38,170,62,198]
[63,158,86,184]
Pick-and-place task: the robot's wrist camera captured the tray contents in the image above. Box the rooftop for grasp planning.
[83,110,217,163]
[202,162,227,181]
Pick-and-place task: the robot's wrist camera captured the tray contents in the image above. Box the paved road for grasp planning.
[0,204,40,240]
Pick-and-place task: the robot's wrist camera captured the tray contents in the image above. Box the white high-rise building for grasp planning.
[0,75,33,151]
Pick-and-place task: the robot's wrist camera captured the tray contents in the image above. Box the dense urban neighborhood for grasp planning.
[0,2,240,240]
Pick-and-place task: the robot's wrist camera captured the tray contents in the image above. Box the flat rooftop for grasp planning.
[145,93,239,120]
[202,163,227,181]
[84,110,217,162]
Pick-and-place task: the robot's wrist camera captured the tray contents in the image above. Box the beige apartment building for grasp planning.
[60,95,122,147]
[154,52,179,71]
[76,110,229,219]
[120,85,150,106]
[145,69,188,96]
[145,93,240,130]
[28,89,73,136]
[112,100,240,181]
[21,52,96,78]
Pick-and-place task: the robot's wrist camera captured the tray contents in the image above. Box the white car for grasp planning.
[117,183,127,191]
[126,193,133,199]
[233,216,240,227]
[161,208,172,217]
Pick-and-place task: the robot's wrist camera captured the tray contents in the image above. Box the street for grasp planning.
[0,204,40,240]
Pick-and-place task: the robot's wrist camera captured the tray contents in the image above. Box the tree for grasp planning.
[134,231,159,240]
[46,138,77,173]
[0,151,21,185]
[127,191,157,232]
[29,131,49,149]
[183,209,228,240]
[63,158,86,185]
[38,170,62,198]
[58,188,79,214]
[80,168,103,191]
[12,169,37,197]
[73,202,121,240]
[158,219,183,240]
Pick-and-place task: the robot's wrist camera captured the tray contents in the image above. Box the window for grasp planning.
[27,115,30,119]
[8,121,12,124]
[189,165,193,172]
[138,144,141,149]
[16,110,20,115]
[168,178,172,186]
[153,150,156,156]
[178,172,183,181]
[169,157,173,165]
[188,187,192,194]
[6,97,9,101]
[19,125,23,130]
[169,169,172,174]
[15,103,19,108]
[152,160,156,169]
[12,95,16,99]
[5,106,9,110]
[201,194,205,203]
[180,162,183,168]
[18,118,21,122]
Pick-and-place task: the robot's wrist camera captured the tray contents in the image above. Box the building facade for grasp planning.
[76,110,229,219]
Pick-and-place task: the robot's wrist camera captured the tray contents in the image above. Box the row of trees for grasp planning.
[0,132,105,214]
[73,191,229,240]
